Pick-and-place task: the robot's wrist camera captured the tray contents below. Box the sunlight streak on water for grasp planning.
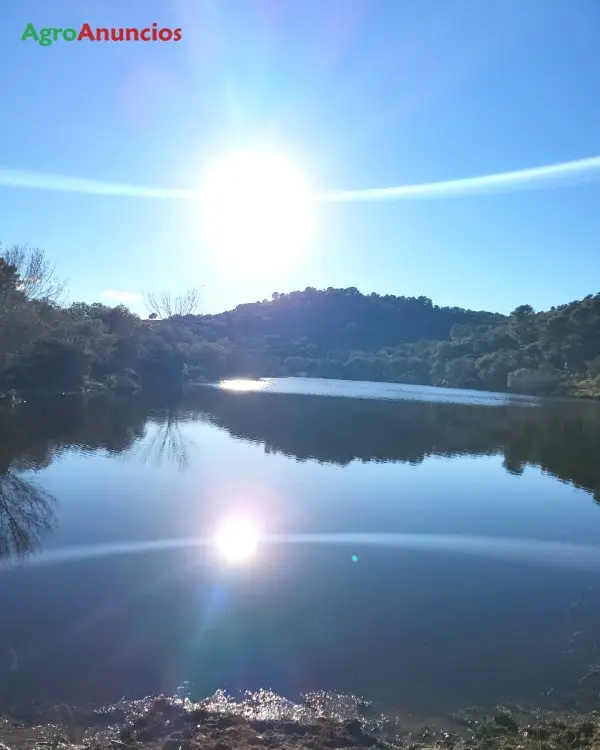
[218,379,271,392]
[203,377,540,406]
[5,533,600,573]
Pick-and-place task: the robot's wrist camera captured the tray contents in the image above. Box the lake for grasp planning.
[2,377,600,725]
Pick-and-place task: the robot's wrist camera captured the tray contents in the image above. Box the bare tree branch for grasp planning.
[143,288,201,319]
[0,472,57,562]
[130,411,196,472]
[0,244,67,304]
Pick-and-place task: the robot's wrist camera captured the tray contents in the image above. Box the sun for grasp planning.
[214,517,260,563]
[199,146,315,268]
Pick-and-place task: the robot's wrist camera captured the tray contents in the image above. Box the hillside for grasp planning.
[176,289,600,396]
[201,288,504,352]
[2,248,600,399]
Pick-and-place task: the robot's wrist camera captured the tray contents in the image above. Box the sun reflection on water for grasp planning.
[218,379,270,392]
[214,517,260,563]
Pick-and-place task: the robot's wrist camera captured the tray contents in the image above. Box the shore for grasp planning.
[3,695,600,750]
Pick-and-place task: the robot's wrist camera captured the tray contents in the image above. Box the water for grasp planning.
[1,378,600,723]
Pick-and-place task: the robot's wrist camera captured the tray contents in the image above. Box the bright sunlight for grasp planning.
[214,517,260,563]
[199,147,315,269]
[218,378,270,392]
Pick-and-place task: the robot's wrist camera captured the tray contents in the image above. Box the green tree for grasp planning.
[507,368,561,396]
[7,340,90,397]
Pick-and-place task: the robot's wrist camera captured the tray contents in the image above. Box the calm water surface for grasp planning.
[2,378,600,720]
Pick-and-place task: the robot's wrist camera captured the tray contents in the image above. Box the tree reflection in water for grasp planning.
[0,471,56,562]
[130,408,198,472]
[2,385,600,564]
[0,395,198,563]
[0,395,148,564]
[185,386,600,503]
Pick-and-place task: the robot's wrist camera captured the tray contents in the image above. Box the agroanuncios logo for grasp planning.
[21,22,182,46]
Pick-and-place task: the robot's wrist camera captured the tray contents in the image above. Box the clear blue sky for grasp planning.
[1,0,600,315]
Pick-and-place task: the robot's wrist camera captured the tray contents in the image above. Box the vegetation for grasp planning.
[143,288,202,319]
[2,244,600,399]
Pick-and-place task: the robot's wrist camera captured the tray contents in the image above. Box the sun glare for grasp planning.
[219,378,269,392]
[199,147,315,268]
[214,517,259,563]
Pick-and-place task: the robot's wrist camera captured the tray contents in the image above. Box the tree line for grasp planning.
[1,243,600,400]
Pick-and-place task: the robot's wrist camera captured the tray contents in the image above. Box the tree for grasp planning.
[186,342,228,380]
[0,258,19,295]
[144,288,202,319]
[509,304,538,346]
[511,304,535,319]
[444,356,479,388]
[476,351,516,392]
[1,244,66,303]
[343,353,384,381]
[507,368,561,396]
[7,340,90,397]
[0,259,39,378]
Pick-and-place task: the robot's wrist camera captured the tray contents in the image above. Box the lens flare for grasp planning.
[3,154,600,202]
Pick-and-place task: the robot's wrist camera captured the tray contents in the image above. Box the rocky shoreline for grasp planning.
[2,695,600,750]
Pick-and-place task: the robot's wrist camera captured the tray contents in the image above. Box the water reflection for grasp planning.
[0,397,147,474]
[214,518,260,563]
[2,383,600,715]
[190,386,600,501]
[218,379,270,392]
[0,397,183,564]
[0,472,56,562]
[1,384,600,565]
[1,386,600,564]
[130,408,197,471]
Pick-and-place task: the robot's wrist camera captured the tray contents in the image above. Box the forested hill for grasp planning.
[200,288,504,352]
[182,289,600,397]
[2,245,600,400]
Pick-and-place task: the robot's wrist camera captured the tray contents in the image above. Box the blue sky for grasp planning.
[1,0,600,315]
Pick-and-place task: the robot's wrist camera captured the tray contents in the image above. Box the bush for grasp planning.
[507,368,561,396]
